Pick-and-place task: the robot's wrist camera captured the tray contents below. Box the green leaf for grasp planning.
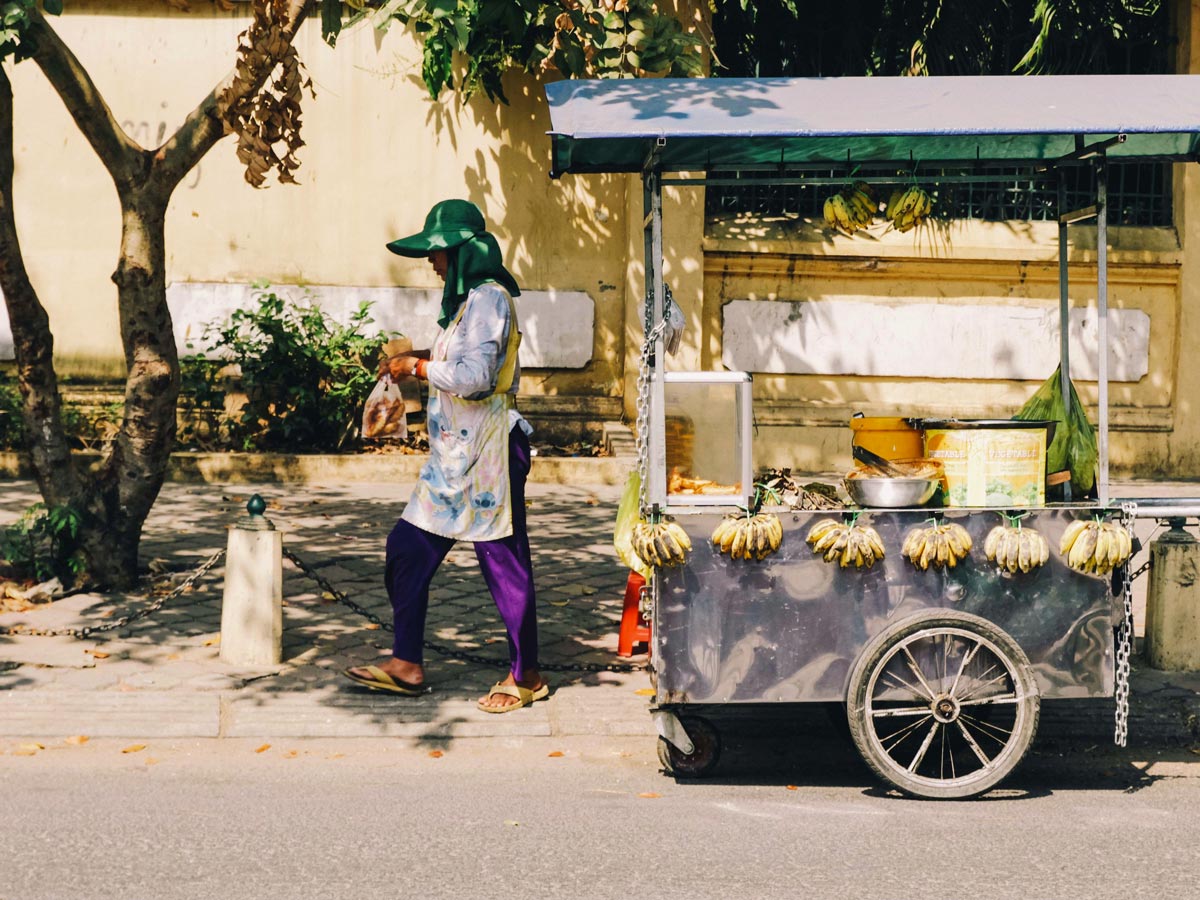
[43,0,63,15]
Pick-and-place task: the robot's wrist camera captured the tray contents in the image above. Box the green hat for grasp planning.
[386,199,486,258]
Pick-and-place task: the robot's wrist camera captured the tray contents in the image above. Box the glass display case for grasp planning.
[661,372,753,508]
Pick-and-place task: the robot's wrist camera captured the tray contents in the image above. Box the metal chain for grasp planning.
[0,549,226,640]
[634,317,667,515]
[282,548,648,673]
[1113,502,1137,747]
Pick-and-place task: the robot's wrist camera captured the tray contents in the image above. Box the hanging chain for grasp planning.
[282,548,648,673]
[635,316,667,515]
[1113,502,1137,747]
[0,549,226,640]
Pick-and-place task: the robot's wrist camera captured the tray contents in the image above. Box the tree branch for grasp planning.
[25,7,144,190]
[155,0,311,191]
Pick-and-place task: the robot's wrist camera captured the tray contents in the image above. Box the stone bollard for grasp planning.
[1144,519,1200,671]
[219,494,282,667]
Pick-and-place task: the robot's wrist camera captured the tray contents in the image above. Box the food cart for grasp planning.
[545,74,1200,799]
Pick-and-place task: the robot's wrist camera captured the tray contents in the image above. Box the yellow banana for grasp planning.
[806,518,840,545]
[984,526,1004,561]
[1060,520,1089,556]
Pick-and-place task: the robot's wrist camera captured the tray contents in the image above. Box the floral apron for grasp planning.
[401,292,521,542]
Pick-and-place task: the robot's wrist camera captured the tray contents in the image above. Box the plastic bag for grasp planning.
[613,470,652,581]
[1015,365,1097,495]
[663,284,686,357]
[361,375,408,440]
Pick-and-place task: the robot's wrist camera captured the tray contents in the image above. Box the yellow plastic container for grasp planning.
[850,417,923,461]
[922,422,1048,508]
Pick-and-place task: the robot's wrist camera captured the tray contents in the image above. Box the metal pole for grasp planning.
[643,166,667,509]
[1057,172,1073,502]
[1096,155,1110,506]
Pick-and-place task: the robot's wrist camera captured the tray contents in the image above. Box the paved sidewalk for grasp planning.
[0,476,1199,752]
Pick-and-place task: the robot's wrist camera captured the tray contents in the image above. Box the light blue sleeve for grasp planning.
[426,284,512,400]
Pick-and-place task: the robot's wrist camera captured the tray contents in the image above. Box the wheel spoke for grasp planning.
[958,669,1012,702]
[871,705,934,719]
[960,712,1014,744]
[902,646,937,700]
[959,693,1021,707]
[881,670,930,701]
[880,713,933,753]
[948,638,982,697]
[956,718,992,766]
[907,721,940,773]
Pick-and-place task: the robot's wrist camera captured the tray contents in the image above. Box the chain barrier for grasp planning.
[0,549,227,640]
[282,548,648,674]
[1113,502,1138,747]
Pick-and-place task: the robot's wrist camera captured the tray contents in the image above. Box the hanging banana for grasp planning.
[885,184,934,233]
[805,517,886,569]
[630,520,692,569]
[984,523,1050,574]
[902,521,972,571]
[712,512,784,562]
[1059,519,1132,575]
[822,182,879,236]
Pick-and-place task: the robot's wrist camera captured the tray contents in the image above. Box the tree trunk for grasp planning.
[0,3,311,588]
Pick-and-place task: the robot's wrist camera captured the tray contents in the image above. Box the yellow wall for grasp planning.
[7,1,631,400]
[7,0,1200,480]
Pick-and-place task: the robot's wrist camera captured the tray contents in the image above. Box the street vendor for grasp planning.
[342,199,546,714]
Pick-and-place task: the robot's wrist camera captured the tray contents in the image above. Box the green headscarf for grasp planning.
[439,233,521,329]
[385,199,521,329]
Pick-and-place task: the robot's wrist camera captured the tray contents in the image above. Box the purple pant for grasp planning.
[385,427,538,679]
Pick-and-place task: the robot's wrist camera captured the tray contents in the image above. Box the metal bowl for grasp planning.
[845,476,939,509]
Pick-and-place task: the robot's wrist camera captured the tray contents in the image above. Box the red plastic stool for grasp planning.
[617,571,651,658]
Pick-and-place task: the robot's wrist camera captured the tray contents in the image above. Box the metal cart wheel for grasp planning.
[847,610,1040,800]
[657,715,721,778]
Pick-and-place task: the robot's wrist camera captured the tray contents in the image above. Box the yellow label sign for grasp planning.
[924,429,1046,507]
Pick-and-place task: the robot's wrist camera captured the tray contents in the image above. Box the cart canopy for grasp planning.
[546,75,1200,176]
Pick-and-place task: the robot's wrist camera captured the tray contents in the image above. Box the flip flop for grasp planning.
[342,665,431,696]
[477,681,551,714]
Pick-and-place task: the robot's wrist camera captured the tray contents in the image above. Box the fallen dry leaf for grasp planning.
[19,742,45,752]
[12,749,37,757]
[428,750,444,758]
[786,785,798,791]
[64,735,89,746]
[637,792,661,799]
[321,591,336,603]
[282,750,298,759]
[121,744,146,754]
[202,638,220,647]
[547,599,569,607]
[89,651,110,660]
[365,623,381,631]
[634,688,655,697]
[547,751,564,758]
[327,753,346,760]
[255,744,271,754]
[503,820,520,827]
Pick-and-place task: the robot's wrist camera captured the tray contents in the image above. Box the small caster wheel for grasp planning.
[657,715,721,778]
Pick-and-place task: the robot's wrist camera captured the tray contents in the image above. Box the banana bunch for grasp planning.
[1060,519,1133,575]
[885,185,934,233]
[902,522,972,570]
[984,525,1049,574]
[712,513,784,562]
[630,521,692,569]
[805,518,886,569]
[823,182,879,236]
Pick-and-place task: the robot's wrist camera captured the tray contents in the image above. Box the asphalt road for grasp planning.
[3,717,1198,900]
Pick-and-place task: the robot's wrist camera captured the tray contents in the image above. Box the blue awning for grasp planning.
[545,75,1200,176]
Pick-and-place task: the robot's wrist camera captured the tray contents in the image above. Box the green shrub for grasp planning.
[181,286,396,452]
[0,502,85,586]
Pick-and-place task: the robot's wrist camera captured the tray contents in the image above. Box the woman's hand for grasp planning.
[381,353,418,379]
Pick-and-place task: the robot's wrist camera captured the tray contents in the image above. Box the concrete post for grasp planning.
[219,495,282,667]
[1144,520,1200,671]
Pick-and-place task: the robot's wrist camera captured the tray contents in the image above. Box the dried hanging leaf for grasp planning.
[121,744,147,754]
[64,735,89,746]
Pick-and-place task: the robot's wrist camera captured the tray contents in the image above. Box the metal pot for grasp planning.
[845,476,939,509]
